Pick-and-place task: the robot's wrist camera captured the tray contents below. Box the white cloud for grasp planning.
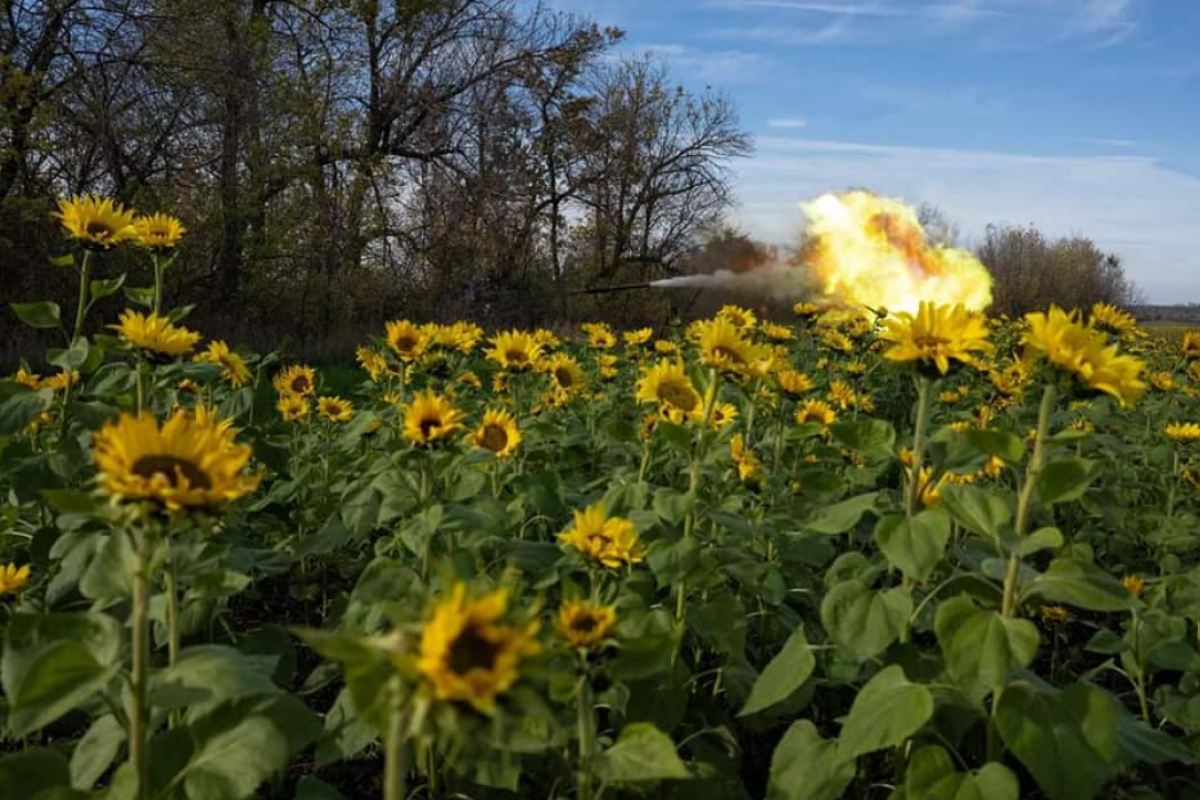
[731,136,1200,302]
[768,118,808,129]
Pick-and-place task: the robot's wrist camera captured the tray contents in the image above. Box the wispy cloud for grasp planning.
[734,136,1200,302]
[744,1,910,16]
[768,118,808,129]
[1077,137,1139,149]
[637,43,769,82]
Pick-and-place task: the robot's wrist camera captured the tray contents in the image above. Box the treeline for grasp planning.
[1,0,750,359]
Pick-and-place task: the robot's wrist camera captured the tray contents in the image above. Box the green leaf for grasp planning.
[995,681,1113,800]
[837,664,934,759]
[0,748,71,800]
[1106,687,1196,766]
[150,645,280,713]
[10,301,62,329]
[1037,457,1100,505]
[820,580,910,661]
[800,492,879,535]
[939,484,1013,541]
[70,714,125,790]
[1024,559,1135,612]
[1009,526,1063,557]
[829,419,896,460]
[0,389,54,435]
[295,777,349,800]
[652,487,695,526]
[935,595,1038,696]
[964,429,1025,463]
[595,723,690,783]
[89,273,126,301]
[48,336,90,370]
[179,694,322,800]
[874,508,950,581]
[123,285,156,307]
[2,612,122,737]
[740,626,815,716]
[767,720,855,800]
[7,641,118,736]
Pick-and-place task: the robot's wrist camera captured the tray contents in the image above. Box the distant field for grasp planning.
[1143,322,1194,340]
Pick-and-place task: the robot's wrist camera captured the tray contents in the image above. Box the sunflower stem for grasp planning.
[151,253,164,316]
[1002,381,1056,618]
[677,368,720,623]
[906,376,934,519]
[128,527,152,800]
[576,672,597,800]
[164,560,182,729]
[384,675,408,800]
[71,250,92,343]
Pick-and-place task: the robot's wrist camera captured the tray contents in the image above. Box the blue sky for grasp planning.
[542,0,1200,303]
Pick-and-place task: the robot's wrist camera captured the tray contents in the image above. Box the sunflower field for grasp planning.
[3,198,1200,800]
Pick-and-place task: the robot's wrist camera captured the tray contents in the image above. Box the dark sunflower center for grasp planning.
[86,221,115,238]
[480,424,508,452]
[572,615,599,634]
[131,455,212,489]
[419,415,443,438]
[554,368,574,388]
[913,335,950,350]
[505,349,528,364]
[396,336,417,352]
[447,624,501,674]
[658,381,697,411]
[712,345,745,364]
[291,376,310,393]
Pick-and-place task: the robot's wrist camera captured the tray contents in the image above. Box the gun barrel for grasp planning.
[573,282,654,296]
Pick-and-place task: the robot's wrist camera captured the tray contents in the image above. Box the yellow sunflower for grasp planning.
[581,323,617,350]
[133,213,186,250]
[717,304,757,330]
[273,364,316,398]
[14,367,41,389]
[760,321,794,342]
[92,409,261,511]
[531,328,561,350]
[55,195,137,249]
[709,402,739,428]
[730,433,762,483]
[194,340,251,386]
[1164,422,1200,443]
[1150,371,1175,392]
[1183,331,1200,360]
[793,302,822,319]
[542,353,586,398]
[277,394,309,422]
[0,563,31,596]
[1090,302,1137,336]
[555,601,617,649]
[1121,575,1145,597]
[1023,306,1146,407]
[317,396,354,422]
[111,310,201,357]
[472,408,522,458]
[356,346,390,382]
[695,318,761,375]
[417,583,540,712]
[486,330,544,372]
[40,369,79,393]
[879,302,991,375]
[558,503,646,568]
[796,399,838,427]
[402,390,465,446]
[635,361,703,423]
[623,328,653,348]
[777,369,813,396]
[828,379,857,410]
[598,354,620,381]
[385,319,428,363]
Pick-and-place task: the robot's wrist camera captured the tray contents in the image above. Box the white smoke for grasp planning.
[650,260,819,304]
